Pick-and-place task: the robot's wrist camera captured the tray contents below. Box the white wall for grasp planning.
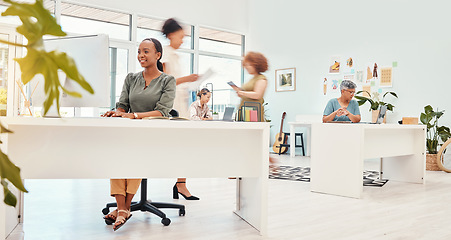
[248,0,451,146]
[68,0,249,33]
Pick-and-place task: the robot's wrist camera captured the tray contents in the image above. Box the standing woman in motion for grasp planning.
[230,51,268,123]
[101,38,176,231]
[161,18,200,201]
[230,51,276,164]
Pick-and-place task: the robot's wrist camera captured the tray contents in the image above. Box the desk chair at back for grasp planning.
[169,109,179,117]
[101,110,185,226]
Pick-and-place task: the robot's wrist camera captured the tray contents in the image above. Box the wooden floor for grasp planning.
[7,154,451,240]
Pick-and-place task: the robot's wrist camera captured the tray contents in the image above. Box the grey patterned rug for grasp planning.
[269,166,388,187]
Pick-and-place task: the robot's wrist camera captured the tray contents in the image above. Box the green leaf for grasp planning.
[50,50,94,94]
[15,49,93,115]
[420,113,428,125]
[435,111,444,119]
[356,90,371,98]
[357,99,366,106]
[424,105,433,114]
[0,122,13,134]
[427,139,438,153]
[0,150,27,193]
[383,91,398,98]
[1,179,17,207]
[386,103,394,111]
[370,102,379,111]
[3,0,93,116]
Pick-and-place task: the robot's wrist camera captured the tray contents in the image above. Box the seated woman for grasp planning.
[322,80,361,123]
[101,38,176,231]
[189,88,212,120]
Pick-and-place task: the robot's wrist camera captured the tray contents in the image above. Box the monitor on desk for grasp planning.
[30,34,110,110]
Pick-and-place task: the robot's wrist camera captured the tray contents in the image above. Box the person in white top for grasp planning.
[161,18,200,200]
[189,88,212,120]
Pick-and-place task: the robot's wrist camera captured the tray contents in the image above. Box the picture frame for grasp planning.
[275,68,296,92]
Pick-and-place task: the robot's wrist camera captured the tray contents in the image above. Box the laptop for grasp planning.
[212,107,235,122]
[358,105,387,124]
[374,105,387,124]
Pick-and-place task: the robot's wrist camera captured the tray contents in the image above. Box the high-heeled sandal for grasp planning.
[113,210,132,231]
[173,182,200,200]
[103,209,117,225]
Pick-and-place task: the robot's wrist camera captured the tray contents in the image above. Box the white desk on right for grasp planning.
[310,123,426,198]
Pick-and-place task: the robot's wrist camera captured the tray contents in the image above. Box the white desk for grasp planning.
[288,122,312,157]
[310,123,426,198]
[0,117,269,238]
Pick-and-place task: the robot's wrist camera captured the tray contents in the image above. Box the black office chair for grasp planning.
[169,109,179,118]
[102,109,185,226]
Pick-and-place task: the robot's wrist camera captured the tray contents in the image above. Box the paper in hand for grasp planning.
[187,68,215,91]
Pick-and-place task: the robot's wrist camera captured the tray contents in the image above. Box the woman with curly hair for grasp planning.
[230,51,269,122]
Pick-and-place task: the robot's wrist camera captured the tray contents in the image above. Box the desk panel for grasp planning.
[311,123,426,198]
[0,117,269,237]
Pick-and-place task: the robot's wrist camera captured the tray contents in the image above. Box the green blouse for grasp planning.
[116,72,176,117]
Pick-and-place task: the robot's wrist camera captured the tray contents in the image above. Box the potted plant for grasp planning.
[354,90,398,123]
[420,105,451,170]
[212,111,219,120]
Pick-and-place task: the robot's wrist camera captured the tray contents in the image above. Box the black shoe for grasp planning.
[173,182,200,200]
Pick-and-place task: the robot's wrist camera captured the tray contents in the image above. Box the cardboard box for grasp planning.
[402,117,419,125]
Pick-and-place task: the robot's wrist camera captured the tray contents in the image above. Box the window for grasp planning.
[135,16,194,104]
[198,27,244,113]
[60,2,130,41]
[0,0,55,25]
[0,34,9,116]
[136,16,192,50]
[111,48,129,103]
[0,1,245,117]
[199,27,242,56]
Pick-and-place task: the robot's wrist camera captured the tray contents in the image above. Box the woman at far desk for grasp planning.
[189,88,212,120]
[322,80,361,123]
[101,38,175,231]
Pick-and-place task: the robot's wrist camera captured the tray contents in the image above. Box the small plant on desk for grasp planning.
[354,90,398,112]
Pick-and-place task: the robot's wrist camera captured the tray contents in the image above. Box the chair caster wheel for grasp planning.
[179,209,185,216]
[161,218,171,226]
[102,208,109,215]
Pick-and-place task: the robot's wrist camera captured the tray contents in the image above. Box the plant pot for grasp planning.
[372,109,387,123]
[212,114,219,120]
[426,153,440,171]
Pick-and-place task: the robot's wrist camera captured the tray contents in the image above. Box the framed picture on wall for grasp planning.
[275,68,296,92]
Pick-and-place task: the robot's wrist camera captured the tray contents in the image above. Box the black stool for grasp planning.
[277,132,305,156]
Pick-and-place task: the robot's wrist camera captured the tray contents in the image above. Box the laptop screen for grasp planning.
[376,105,387,124]
[222,107,235,121]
